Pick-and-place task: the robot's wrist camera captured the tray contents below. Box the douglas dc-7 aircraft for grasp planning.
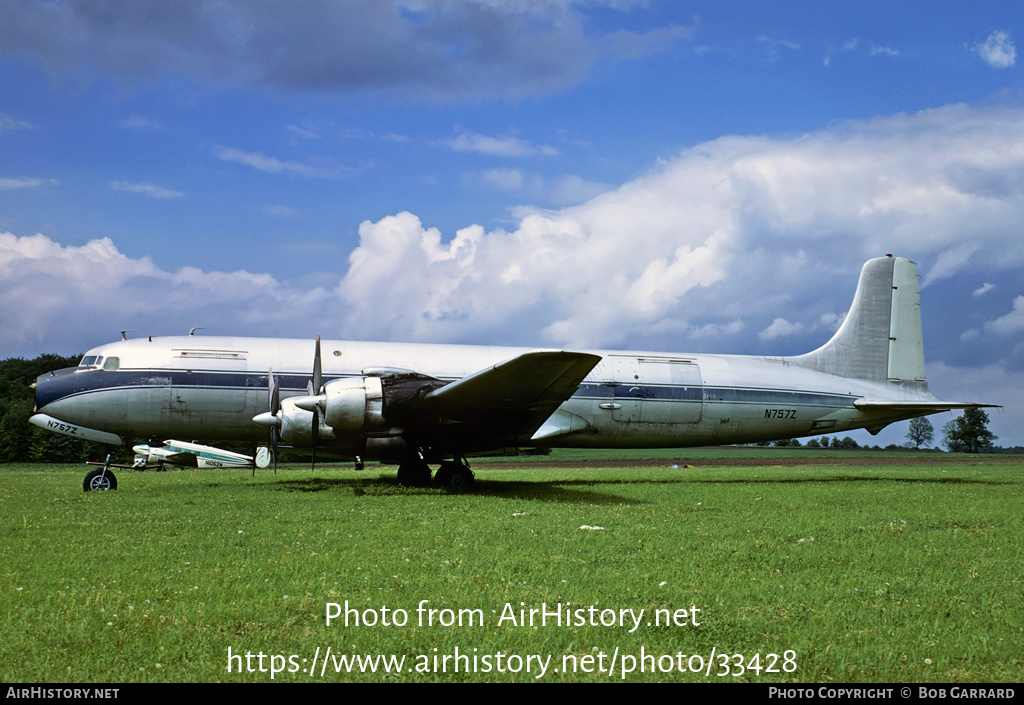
[30,256,990,491]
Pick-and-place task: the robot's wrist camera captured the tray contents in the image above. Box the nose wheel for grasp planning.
[83,456,118,491]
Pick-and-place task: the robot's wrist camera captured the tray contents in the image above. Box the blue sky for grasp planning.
[1,0,1022,447]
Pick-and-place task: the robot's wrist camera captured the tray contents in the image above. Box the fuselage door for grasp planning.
[170,348,249,414]
[637,358,703,424]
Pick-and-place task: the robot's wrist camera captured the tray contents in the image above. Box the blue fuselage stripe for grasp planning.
[37,368,856,411]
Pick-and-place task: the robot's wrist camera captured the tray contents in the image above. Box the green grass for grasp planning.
[2,453,1022,682]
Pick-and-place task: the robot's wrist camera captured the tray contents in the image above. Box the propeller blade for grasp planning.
[269,368,280,417]
[270,425,279,474]
[311,335,322,472]
[269,368,280,473]
[311,414,318,471]
[313,334,322,396]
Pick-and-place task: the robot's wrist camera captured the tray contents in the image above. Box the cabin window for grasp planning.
[103,357,120,371]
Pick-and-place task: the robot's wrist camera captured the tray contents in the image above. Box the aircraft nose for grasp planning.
[29,366,126,446]
[34,370,63,411]
[33,372,53,412]
[32,365,86,414]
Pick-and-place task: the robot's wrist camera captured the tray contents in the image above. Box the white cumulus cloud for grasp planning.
[983,296,1024,337]
[760,318,804,340]
[332,104,1024,352]
[6,104,1024,370]
[973,31,1016,69]
[0,232,332,355]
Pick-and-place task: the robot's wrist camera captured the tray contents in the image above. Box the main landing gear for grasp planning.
[396,453,474,491]
[433,460,474,491]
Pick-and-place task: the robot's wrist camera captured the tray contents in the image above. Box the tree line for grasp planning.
[737,411,1003,452]
[905,410,1002,453]
[0,353,129,463]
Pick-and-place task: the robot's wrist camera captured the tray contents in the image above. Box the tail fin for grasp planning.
[792,255,926,384]
[794,255,998,425]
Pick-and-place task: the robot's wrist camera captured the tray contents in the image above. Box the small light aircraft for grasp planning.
[30,255,993,491]
[79,440,272,491]
[130,439,272,470]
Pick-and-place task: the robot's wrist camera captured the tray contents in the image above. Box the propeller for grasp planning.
[251,368,281,475]
[253,335,326,472]
[267,368,280,473]
[309,335,323,471]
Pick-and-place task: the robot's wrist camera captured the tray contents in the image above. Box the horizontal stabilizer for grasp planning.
[425,350,601,419]
[854,399,1000,412]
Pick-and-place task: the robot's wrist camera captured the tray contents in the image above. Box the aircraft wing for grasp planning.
[155,452,200,467]
[418,350,601,443]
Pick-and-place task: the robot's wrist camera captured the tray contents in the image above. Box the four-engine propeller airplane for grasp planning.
[30,255,992,491]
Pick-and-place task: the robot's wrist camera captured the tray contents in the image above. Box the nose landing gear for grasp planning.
[83,455,118,491]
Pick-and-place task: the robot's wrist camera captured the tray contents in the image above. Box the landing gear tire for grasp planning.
[397,459,431,487]
[434,461,474,491]
[83,468,117,492]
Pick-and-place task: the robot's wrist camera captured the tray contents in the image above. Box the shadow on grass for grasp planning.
[271,475,645,505]
[266,470,1011,505]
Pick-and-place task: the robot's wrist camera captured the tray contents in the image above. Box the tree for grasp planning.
[941,420,963,452]
[942,408,997,453]
[906,417,934,449]
[0,353,113,463]
[0,398,34,462]
[832,436,859,449]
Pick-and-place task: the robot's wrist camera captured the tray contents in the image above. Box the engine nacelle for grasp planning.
[278,398,333,444]
[268,374,414,449]
[321,376,389,432]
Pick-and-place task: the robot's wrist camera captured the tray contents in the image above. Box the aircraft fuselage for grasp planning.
[33,335,930,457]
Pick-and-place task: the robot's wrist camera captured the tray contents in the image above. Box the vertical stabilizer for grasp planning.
[792,256,926,383]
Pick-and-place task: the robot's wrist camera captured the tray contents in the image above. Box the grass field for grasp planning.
[2,449,1022,683]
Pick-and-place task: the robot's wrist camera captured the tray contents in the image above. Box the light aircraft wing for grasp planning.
[158,452,200,467]
[420,350,601,441]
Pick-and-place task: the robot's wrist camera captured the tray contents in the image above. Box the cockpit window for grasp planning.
[78,355,116,370]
